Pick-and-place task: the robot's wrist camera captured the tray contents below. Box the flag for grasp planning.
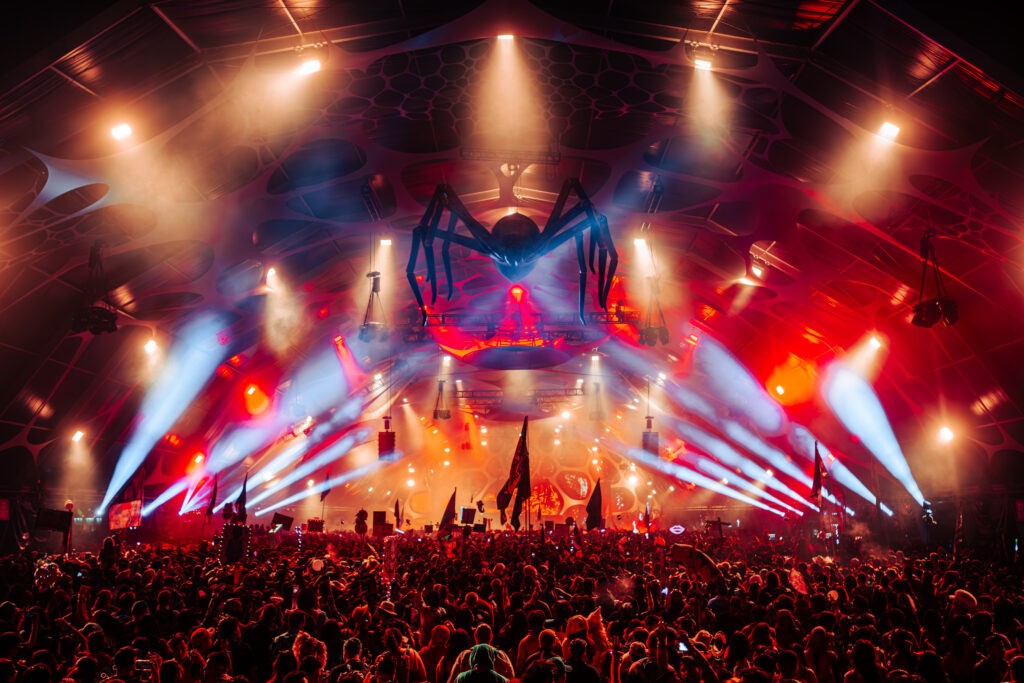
[235,471,248,523]
[439,489,457,534]
[586,478,603,531]
[320,468,332,502]
[394,498,401,528]
[205,474,218,518]
[497,416,530,526]
[811,442,827,507]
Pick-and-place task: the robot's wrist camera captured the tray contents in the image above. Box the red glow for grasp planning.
[243,383,270,415]
[193,452,204,464]
[318,306,329,319]
[510,285,525,302]
[767,355,817,405]
[165,433,182,447]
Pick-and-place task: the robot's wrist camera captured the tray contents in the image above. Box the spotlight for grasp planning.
[307,479,315,487]
[380,238,392,246]
[110,123,132,140]
[775,385,785,396]
[497,34,514,40]
[297,59,321,75]
[869,336,882,350]
[561,411,570,419]
[193,453,204,464]
[751,264,764,278]
[628,475,638,485]
[912,299,958,328]
[692,45,715,71]
[765,468,773,477]
[407,479,415,487]
[591,354,599,361]
[144,339,158,354]
[72,430,84,443]
[878,121,900,141]
[634,238,646,247]
[938,426,954,443]
[246,384,257,396]
[737,277,756,286]
[510,286,524,302]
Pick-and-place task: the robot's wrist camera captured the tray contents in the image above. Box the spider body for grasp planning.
[490,212,541,280]
[406,179,618,324]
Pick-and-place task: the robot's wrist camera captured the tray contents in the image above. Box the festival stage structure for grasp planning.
[1,0,1023,554]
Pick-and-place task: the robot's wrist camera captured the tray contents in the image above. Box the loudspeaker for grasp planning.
[460,507,476,525]
[378,431,396,459]
[373,523,394,537]
[473,523,486,533]
[221,524,250,564]
[306,518,324,533]
[642,430,660,456]
[372,511,387,527]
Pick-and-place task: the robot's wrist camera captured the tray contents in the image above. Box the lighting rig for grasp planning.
[911,229,958,328]
[71,241,119,335]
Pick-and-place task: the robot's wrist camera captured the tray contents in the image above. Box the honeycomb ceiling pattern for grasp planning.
[2,0,1024,509]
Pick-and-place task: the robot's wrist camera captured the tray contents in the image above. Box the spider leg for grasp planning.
[441,185,499,257]
[575,233,588,325]
[406,225,428,325]
[422,190,447,305]
[441,211,457,300]
[599,214,618,309]
[588,226,598,275]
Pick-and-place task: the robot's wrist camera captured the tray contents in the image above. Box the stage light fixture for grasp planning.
[407,479,415,486]
[691,44,716,71]
[751,263,764,278]
[561,410,570,419]
[144,339,158,354]
[775,385,785,395]
[307,479,314,486]
[193,453,204,464]
[110,123,132,139]
[297,58,321,75]
[497,34,514,40]
[360,271,387,340]
[878,121,900,141]
[938,426,954,443]
[72,430,84,442]
[246,384,257,396]
[869,336,882,350]
[380,238,392,246]
[634,238,646,247]
[738,277,755,286]
[510,285,524,302]
[911,230,957,328]
[591,354,599,361]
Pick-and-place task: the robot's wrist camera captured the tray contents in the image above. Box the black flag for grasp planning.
[394,498,401,529]
[497,416,530,527]
[586,478,603,530]
[811,442,827,507]
[320,468,332,502]
[205,474,218,518]
[439,489,457,534]
[235,471,248,523]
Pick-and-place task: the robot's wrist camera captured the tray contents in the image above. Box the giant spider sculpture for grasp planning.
[406,179,618,324]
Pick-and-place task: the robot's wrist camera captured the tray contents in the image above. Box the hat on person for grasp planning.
[950,589,977,610]
[548,657,573,674]
[469,644,495,671]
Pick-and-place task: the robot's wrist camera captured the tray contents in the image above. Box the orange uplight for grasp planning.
[767,354,817,405]
[510,286,524,302]
[243,384,270,415]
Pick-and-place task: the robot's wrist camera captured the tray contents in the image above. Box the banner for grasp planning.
[109,500,142,530]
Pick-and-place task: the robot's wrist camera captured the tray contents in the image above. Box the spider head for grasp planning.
[492,212,540,280]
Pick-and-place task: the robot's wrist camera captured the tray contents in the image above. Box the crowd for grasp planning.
[1,529,1022,683]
